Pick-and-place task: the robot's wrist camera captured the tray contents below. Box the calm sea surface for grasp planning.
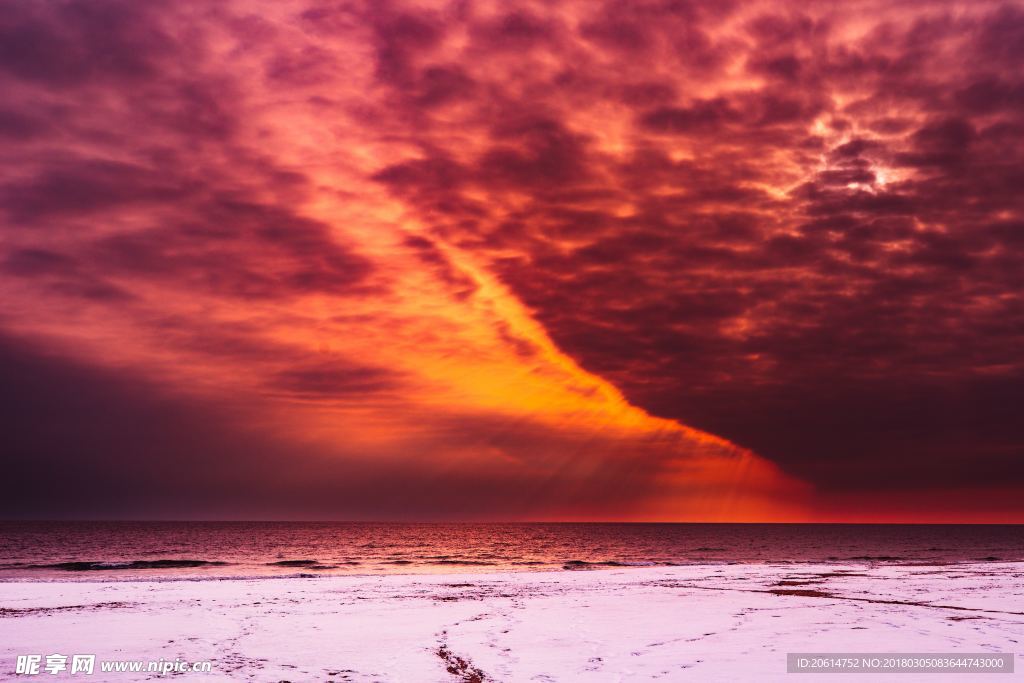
[1,522,1021,581]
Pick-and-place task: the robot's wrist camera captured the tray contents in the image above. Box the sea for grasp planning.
[0,522,1021,581]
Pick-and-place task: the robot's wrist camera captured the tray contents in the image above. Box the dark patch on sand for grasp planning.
[769,589,835,598]
[0,601,135,617]
[774,579,824,586]
[437,641,487,682]
[766,589,1024,616]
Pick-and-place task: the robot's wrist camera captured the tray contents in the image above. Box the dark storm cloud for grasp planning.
[2,0,1023,519]
[1,159,195,224]
[2,169,375,301]
[3,247,134,302]
[0,0,173,86]
[0,0,376,303]
[362,0,1024,496]
[271,360,400,398]
[87,200,376,300]
[402,235,478,298]
[0,0,802,522]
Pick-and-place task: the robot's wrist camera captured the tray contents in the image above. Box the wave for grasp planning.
[267,560,341,570]
[562,560,630,570]
[33,560,229,571]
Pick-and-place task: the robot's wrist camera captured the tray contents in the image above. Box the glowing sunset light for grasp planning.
[1,0,1022,522]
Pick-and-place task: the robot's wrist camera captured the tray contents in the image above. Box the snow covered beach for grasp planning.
[2,562,1022,681]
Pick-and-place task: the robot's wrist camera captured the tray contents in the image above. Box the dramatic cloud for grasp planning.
[1,0,1021,520]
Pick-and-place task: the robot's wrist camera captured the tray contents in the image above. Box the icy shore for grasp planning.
[2,562,1021,681]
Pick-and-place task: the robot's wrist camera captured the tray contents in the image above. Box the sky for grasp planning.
[1,0,1022,521]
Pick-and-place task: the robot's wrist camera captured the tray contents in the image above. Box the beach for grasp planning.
[2,561,1021,681]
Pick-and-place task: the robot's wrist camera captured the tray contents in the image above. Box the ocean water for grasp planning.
[0,522,1021,581]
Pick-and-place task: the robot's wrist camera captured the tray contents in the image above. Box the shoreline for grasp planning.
[1,557,1021,584]
[2,562,1022,680]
